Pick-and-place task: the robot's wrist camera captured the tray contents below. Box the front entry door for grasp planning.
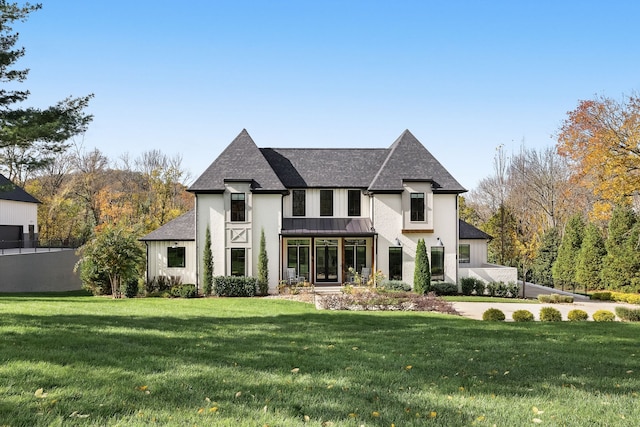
[316,239,338,282]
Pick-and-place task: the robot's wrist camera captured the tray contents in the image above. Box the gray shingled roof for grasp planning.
[369,130,466,193]
[140,209,195,241]
[189,129,466,194]
[188,129,287,193]
[0,173,40,204]
[459,219,493,240]
[282,218,375,236]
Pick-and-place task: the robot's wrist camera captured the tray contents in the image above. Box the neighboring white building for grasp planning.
[0,173,39,249]
[143,129,471,292]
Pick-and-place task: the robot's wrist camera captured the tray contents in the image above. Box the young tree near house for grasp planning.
[75,223,145,298]
[202,225,213,295]
[575,223,606,292]
[0,2,93,184]
[257,228,269,295]
[413,238,430,294]
[552,214,585,291]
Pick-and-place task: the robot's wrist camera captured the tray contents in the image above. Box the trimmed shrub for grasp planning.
[170,284,197,298]
[590,291,611,301]
[593,310,615,322]
[482,308,506,321]
[379,280,411,292]
[567,309,589,321]
[615,307,640,322]
[512,309,534,322]
[540,307,562,322]
[538,294,574,304]
[474,279,486,296]
[610,292,640,305]
[121,278,139,298]
[145,275,180,295]
[431,282,458,296]
[213,276,257,297]
[460,277,481,296]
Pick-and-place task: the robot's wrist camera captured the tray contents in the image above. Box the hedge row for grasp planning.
[213,276,257,297]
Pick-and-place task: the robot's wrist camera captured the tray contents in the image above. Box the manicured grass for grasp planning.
[1,296,639,426]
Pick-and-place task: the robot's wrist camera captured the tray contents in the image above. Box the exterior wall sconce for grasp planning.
[395,237,402,247]
[436,237,444,246]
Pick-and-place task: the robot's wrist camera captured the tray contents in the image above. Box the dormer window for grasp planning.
[410,193,425,222]
[231,193,246,222]
[320,190,333,216]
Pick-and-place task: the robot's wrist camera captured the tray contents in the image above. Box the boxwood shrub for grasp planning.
[540,307,562,322]
[590,291,611,301]
[538,294,574,303]
[512,309,534,322]
[593,310,615,322]
[379,280,412,292]
[431,282,458,296]
[567,309,588,321]
[482,308,505,321]
[511,310,534,322]
[615,306,640,322]
[213,276,257,297]
[460,277,484,296]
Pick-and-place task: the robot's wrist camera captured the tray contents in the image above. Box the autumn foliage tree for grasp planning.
[557,94,640,218]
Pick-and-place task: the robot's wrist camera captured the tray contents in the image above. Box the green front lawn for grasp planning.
[1,296,638,426]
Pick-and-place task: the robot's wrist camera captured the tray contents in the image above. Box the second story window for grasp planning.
[320,190,333,216]
[348,190,361,216]
[292,189,305,216]
[231,193,246,222]
[410,193,425,222]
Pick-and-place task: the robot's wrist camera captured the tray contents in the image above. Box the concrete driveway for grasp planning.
[453,282,636,321]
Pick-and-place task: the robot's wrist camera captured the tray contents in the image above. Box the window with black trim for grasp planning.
[389,246,402,280]
[410,193,425,221]
[167,246,186,268]
[348,190,361,216]
[459,244,470,264]
[431,246,444,281]
[320,190,333,216]
[231,193,245,222]
[292,190,305,216]
[231,248,246,276]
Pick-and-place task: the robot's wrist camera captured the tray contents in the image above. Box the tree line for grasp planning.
[465,93,640,293]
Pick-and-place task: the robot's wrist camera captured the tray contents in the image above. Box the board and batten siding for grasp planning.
[0,199,37,230]
[145,240,196,284]
[283,188,370,218]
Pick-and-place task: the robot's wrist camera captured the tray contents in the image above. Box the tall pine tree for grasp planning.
[575,223,606,292]
[532,227,560,287]
[552,214,584,291]
[601,204,638,289]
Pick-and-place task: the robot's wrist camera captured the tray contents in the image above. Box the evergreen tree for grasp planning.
[552,214,584,291]
[623,222,640,292]
[532,227,560,287]
[257,228,269,295]
[202,225,213,295]
[575,223,606,292]
[413,238,430,294]
[601,204,637,289]
[0,3,93,184]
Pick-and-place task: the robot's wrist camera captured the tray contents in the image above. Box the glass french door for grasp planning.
[315,239,338,282]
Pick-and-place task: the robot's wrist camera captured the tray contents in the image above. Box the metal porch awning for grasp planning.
[281,218,376,236]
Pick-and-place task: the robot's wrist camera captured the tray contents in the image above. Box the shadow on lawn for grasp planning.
[1,306,639,425]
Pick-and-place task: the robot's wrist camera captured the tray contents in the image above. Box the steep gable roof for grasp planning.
[368,130,466,193]
[0,173,40,204]
[140,209,195,241]
[188,129,287,193]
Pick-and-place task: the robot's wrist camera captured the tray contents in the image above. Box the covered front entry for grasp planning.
[281,217,377,285]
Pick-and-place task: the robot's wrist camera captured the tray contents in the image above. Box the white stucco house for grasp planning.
[143,129,513,292]
[0,173,39,249]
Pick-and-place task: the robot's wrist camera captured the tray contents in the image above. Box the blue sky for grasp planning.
[15,1,640,189]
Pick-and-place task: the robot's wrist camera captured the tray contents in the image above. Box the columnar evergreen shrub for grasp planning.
[592,310,615,322]
[552,214,584,291]
[257,228,269,295]
[413,238,430,294]
[512,310,534,322]
[202,225,213,296]
[539,307,562,322]
[482,308,505,321]
[213,276,257,297]
[601,205,640,291]
[567,309,589,321]
[532,227,560,287]
[575,223,606,291]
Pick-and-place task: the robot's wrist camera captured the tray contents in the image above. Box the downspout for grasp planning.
[455,195,460,293]
[194,195,200,294]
